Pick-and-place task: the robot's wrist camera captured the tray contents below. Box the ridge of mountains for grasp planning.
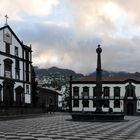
[89,70,140,77]
[34,66,140,78]
[34,66,84,78]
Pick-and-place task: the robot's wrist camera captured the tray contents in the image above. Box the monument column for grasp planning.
[69,76,72,112]
[96,44,103,113]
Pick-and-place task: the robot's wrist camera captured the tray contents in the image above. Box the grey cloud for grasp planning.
[10,0,140,75]
[102,37,140,72]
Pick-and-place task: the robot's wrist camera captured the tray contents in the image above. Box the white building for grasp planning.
[0,25,32,106]
[70,76,140,115]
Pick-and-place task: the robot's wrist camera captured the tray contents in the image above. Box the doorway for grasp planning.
[127,102,134,115]
[3,79,15,106]
[4,87,12,106]
[15,86,24,106]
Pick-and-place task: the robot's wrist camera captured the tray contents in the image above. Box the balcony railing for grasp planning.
[72,96,124,100]
[72,96,140,100]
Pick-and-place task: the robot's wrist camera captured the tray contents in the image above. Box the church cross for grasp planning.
[5,15,8,25]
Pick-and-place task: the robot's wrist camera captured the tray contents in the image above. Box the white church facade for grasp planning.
[71,76,140,115]
[0,25,32,107]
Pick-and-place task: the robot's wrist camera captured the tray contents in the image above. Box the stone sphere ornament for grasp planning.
[96,44,102,54]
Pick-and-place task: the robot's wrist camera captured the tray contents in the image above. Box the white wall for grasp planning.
[0,26,32,104]
[72,82,140,113]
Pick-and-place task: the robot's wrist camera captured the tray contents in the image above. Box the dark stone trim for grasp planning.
[0,84,2,89]
[22,47,25,95]
[69,76,72,112]
[72,98,123,101]
[23,45,32,52]
[0,51,32,63]
[0,76,31,84]
[71,80,140,84]
[71,113,124,121]
[3,58,13,64]
[15,68,21,70]
[72,98,138,101]
[30,50,32,63]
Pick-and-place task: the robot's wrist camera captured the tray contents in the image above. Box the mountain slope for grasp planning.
[35,66,83,78]
[35,66,140,78]
[89,70,140,77]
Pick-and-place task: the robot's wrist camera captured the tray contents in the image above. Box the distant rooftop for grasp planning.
[71,76,140,84]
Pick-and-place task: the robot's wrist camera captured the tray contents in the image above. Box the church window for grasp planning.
[15,46,18,56]
[15,59,20,80]
[4,59,13,78]
[25,51,29,60]
[26,72,29,82]
[15,71,20,80]
[15,59,19,69]
[25,62,29,82]
[5,43,10,54]
[26,85,29,94]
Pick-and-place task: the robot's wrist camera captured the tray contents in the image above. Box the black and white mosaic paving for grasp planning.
[0,114,140,140]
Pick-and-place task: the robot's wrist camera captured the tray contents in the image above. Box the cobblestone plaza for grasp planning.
[0,114,140,140]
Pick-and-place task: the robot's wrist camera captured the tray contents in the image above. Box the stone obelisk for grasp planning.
[95,44,103,113]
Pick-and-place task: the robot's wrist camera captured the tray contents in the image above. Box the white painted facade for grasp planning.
[0,25,32,106]
[71,77,140,115]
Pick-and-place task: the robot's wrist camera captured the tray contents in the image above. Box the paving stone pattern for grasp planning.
[0,114,140,140]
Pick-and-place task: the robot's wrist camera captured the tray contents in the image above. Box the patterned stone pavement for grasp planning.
[0,114,140,140]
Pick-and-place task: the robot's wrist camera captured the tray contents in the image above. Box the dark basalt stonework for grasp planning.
[71,113,124,121]
[95,44,103,113]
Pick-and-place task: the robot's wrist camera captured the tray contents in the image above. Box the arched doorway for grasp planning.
[15,86,24,106]
[127,102,134,115]
[124,82,137,115]
[3,79,15,106]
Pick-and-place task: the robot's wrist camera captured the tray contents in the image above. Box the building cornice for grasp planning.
[0,76,31,84]
[0,51,32,63]
[71,80,140,84]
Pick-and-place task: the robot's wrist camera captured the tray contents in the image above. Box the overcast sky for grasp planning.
[1,0,140,74]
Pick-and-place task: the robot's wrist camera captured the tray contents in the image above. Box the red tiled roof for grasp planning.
[78,76,140,82]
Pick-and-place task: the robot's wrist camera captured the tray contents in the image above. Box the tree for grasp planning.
[31,65,38,107]
[62,85,70,111]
